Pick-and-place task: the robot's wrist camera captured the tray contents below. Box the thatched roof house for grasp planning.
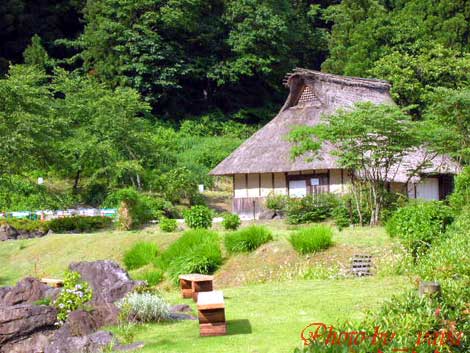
[210,69,460,218]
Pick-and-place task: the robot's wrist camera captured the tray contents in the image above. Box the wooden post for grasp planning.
[419,281,441,297]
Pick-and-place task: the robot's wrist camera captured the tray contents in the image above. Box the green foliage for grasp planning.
[23,35,53,71]
[289,225,333,254]
[331,204,350,231]
[386,202,454,259]
[289,103,435,225]
[48,216,112,233]
[449,167,470,212]
[425,88,470,164]
[130,266,164,287]
[123,242,159,271]
[1,219,49,233]
[224,225,273,253]
[117,292,171,323]
[183,205,213,229]
[54,271,93,324]
[286,194,338,225]
[157,229,222,282]
[221,213,241,231]
[159,217,177,233]
[265,192,289,212]
[323,0,470,112]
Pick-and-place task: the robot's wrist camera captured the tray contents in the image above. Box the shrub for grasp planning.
[48,216,112,233]
[224,225,273,253]
[1,218,49,232]
[222,213,241,230]
[289,225,334,254]
[130,266,164,286]
[386,201,454,259]
[159,217,177,232]
[117,292,171,323]
[183,205,213,229]
[123,242,159,270]
[286,194,338,224]
[54,271,93,324]
[265,192,289,212]
[331,204,350,230]
[450,166,470,212]
[157,229,222,282]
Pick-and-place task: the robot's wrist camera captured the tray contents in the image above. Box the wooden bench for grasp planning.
[197,290,226,336]
[178,274,214,301]
[40,278,64,288]
[351,255,373,276]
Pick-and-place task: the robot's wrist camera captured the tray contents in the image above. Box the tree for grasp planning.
[52,69,154,203]
[23,35,53,71]
[289,103,436,225]
[0,65,57,176]
[425,87,470,165]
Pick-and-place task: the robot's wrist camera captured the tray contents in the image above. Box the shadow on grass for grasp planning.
[227,319,252,336]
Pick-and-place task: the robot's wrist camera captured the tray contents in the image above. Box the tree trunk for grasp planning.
[73,170,81,194]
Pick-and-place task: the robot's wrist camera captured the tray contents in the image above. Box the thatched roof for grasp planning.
[210,69,460,181]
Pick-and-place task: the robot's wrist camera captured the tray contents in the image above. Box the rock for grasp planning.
[0,304,57,344]
[258,210,276,220]
[0,277,58,306]
[0,329,55,353]
[113,341,145,351]
[169,312,197,321]
[0,223,18,241]
[45,330,114,353]
[170,304,192,313]
[64,310,100,337]
[69,261,142,304]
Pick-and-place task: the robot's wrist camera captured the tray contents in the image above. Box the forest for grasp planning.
[1,0,470,214]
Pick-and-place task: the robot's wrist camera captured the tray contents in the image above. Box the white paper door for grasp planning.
[289,180,307,198]
[416,178,439,201]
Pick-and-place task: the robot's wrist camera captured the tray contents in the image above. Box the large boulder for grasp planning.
[0,304,57,344]
[45,330,114,353]
[0,277,58,306]
[0,223,18,241]
[69,261,142,304]
[0,330,55,353]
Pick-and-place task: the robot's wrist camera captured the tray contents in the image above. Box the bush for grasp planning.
[1,218,49,232]
[130,265,164,286]
[450,166,470,212]
[123,242,159,270]
[54,271,93,324]
[183,205,213,229]
[265,192,289,212]
[289,225,334,254]
[331,204,350,230]
[224,225,273,253]
[117,292,171,323]
[157,229,222,282]
[286,193,339,224]
[48,216,112,233]
[159,217,177,232]
[221,213,241,230]
[386,201,454,259]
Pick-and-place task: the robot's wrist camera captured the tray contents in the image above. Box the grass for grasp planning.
[123,241,159,270]
[289,225,333,254]
[109,276,410,353]
[224,225,273,253]
[0,220,410,352]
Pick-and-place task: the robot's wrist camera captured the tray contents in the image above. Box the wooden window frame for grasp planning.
[287,172,330,196]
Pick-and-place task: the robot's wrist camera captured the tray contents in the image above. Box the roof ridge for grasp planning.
[284,68,391,90]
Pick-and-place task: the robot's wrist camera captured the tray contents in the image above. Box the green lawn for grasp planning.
[110,277,409,353]
[0,222,409,352]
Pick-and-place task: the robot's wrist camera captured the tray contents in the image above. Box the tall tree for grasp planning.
[289,103,436,225]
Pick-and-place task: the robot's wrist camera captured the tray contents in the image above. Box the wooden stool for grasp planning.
[197,290,226,337]
[178,274,214,300]
[40,278,64,288]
